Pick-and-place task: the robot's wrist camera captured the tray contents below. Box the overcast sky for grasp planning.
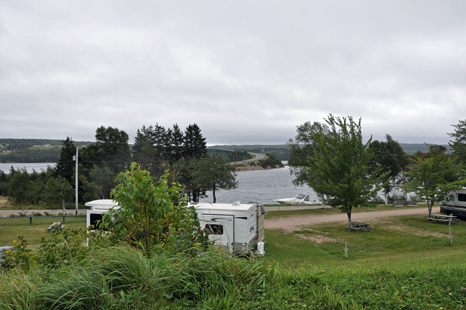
[1,1,465,145]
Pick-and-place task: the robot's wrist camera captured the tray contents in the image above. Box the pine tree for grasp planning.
[184,124,206,159]
[55,137,76,185]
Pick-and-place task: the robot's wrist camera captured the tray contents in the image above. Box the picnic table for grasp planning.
[347,222,372,232]
[428,214,458,225]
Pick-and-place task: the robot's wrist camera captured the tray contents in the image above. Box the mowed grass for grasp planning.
[265,211,466,270]
[0,216,87,247]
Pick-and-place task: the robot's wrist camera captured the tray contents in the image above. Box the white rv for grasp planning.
[190,202,266,255]
[85,200,266,255]
[85,199,119,230]
[441,188,466,219]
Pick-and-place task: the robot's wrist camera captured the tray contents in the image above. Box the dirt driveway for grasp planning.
[266,207,439,231]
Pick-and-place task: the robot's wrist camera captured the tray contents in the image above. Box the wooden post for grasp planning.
[344,242,348,258]
[449,226,452,244]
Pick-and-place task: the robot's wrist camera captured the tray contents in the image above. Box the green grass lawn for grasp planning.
[265,212,466,270]
[0,216,87,247]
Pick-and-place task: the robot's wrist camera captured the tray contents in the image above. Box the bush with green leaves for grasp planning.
[1,236,35,272]
[36,228,90,269]
[101,163,210,258]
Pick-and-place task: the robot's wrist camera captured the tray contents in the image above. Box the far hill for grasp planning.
[0,139,92,163]
[0,138,452,163]
[208,143,452,160]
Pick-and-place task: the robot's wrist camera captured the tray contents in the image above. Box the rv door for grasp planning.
[200,214,234,252]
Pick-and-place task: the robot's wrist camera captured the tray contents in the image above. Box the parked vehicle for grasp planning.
[190,201,266,255]
[85,200,266,255]
[441,188,466,219]
[274,194,314,205]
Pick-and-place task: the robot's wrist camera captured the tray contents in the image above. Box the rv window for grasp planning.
[458,194,466,202]
[90,213,103,229]
[205,224,223,235]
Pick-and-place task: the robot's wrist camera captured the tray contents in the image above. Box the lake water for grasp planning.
[0,163,56,173]
[199,167,319,205]
[0,162,318,205]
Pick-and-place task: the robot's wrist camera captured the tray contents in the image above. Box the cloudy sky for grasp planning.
[1,1,465,145]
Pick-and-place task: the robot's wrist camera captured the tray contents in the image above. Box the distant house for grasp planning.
[44,144,51,147]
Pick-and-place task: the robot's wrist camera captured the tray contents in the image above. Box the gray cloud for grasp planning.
[1,0,465,145]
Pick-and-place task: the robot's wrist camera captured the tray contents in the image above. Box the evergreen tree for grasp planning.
[184,124,206,159]
[55,137,76,185]
[304,114,389,223]
[169,124,184,163]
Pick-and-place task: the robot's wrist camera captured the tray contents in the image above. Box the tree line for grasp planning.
[0,124,238,213]
[288,115,466,222]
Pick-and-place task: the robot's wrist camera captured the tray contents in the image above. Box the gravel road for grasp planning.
[266,207,440,231]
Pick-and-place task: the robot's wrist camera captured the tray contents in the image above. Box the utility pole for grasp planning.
[75,145,78,215]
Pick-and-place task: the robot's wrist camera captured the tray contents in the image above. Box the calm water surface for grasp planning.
[0,163,55,173]
[200,167,319,205]
[0,163,318,205]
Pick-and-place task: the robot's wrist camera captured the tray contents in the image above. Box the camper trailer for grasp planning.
[85,199,119,230]
[85,200,266,255]
[441,188,466,219]
[190,202,266,255]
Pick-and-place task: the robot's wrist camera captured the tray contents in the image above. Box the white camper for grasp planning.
[85,199,119,230]
[85,199,266,255]
[441,188,466,219]
[190,202,266,255]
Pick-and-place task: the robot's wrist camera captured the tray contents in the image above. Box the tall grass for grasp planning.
[1,245,465,309]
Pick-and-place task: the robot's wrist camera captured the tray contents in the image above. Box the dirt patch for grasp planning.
[266,207,439,232]
[295,233,338,244]
[386,225,445,238]
[0,196,9,208]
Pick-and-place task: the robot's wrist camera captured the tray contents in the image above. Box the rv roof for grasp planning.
[84,199,118,208]
[190,203,255,212]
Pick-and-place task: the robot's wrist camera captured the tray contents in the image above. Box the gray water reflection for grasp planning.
[0,163,56,173]
[199,167,319,205]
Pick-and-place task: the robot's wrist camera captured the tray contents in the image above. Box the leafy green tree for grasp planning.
[288,121,330,189]
[44,176,74,214]
[89,166,115,199]
[448,119,466,163]
[304,115,389,222]
[369,134,408,203]
[402,149,465,217]
[78,175,101,202]
[55,137,76,185]
[95,126,132,174]
[192,154,238,203]
[8,168,33,214]
[103,163,209,258]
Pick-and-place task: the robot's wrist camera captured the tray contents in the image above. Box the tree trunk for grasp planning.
[346,205,352,223]
[62,199,66,216]
[427,199,433,218]
[384,192,388,205]
[213,183,217,203]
